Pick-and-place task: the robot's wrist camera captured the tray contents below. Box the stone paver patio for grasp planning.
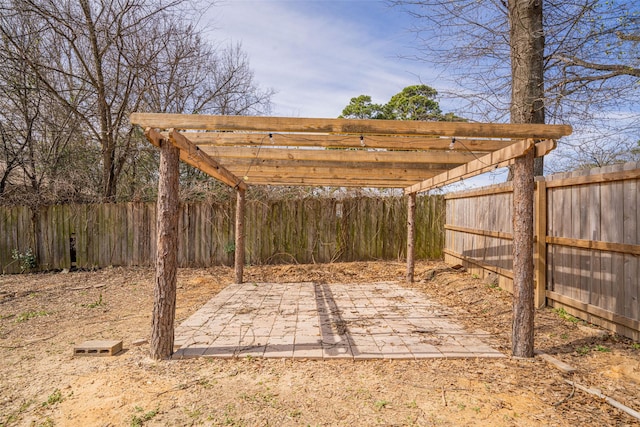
[173,281,504,360]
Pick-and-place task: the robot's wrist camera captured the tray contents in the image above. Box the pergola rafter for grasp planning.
[130,112,572,361]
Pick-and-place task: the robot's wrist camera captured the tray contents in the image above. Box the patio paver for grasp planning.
[172,281,504,360]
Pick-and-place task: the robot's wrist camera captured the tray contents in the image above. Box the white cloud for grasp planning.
[207,1,436,117]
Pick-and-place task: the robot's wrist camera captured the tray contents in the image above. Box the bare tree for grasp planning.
[0,0,272,203]
[0,7,88,205]
[391,0,640,172]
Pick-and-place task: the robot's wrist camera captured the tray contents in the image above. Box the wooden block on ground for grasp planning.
[74,340,123,357]
[535,351,577,373]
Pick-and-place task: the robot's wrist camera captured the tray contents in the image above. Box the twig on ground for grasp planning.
[553,381,575,406]
[69,284,107,291]
[566,380,640,421]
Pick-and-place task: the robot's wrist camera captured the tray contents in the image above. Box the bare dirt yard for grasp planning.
[1,261,639,426]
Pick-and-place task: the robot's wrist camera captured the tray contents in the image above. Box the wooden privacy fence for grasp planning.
[445,161,640,341]
[0,196,444,273]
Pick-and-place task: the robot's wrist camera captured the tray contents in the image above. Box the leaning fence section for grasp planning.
[444,161,640,341]
[0,195,445,273]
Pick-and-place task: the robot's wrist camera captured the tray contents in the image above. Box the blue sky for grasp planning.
[205,0,510,188]
[207,0,442,118]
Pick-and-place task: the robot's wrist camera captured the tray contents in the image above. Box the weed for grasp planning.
[185,406,202,418]
[288,409,302,418]
[224,241,236,254]
[2,399,34,426]
[554,307,579,323]
[42,389,63,407]
[457,403,466,411]
[130,407,158,427]
[560,333,568,340]
[471,274,480,279]
[197,378,215,389]
[218,403,245,426]
[374,400,389,410]
[16,310,49,323]
[84,293,104,308]
[406,399,418,408]
[38,417,55,427]
[594,345,611,352]
[576,345,590,355]
[472,406,481,413]
[631,343,640,350]
[11,248,37,273]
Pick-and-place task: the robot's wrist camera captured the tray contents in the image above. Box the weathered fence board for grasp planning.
[445,161,640,341]
[0,196,445,273]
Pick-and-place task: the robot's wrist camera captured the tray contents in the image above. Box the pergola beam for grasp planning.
[177,132,513,152]
[201,146,479,164]
[221,158,460,171]
[237,176,422,188]
[132,113,572,139]
[404,139,555,194]
[224,166,446,182]
[144,128,247,191]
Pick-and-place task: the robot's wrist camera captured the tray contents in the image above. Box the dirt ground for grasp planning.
[1,260,639,426]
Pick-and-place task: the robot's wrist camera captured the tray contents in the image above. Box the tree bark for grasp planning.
[509,0,544,357]
[406,192,416,283]
[509,0,545,176]
[511,147,535,357]
[234,188,246,284]
[150,138,180,360]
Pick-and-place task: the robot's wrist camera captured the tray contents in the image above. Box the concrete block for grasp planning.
[74,340,123,357]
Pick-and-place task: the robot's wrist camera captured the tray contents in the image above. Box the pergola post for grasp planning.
[406,192,416,283]
[151,137,180,360]
[234,187,246,284]
[512,147,535,358]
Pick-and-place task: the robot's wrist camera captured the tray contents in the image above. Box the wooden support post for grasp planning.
[534,179,547,308]
[151,138,180,360]
[234,188,246,284]
[406,192,417,282]
[512,147,535,358]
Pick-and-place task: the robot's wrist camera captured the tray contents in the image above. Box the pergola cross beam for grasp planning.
[132,112,571,139]
[144,128,247,191]
[404,139,556,194]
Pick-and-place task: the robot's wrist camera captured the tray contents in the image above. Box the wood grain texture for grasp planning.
[131,113,572,138]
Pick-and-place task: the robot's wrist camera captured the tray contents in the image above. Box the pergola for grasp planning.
[129,112,572,359]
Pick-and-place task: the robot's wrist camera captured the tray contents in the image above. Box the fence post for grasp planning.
[234,188,246,284]
[406,192,416,282]
[534,179,547,308]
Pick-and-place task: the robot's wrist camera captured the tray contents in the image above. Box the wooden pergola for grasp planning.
[129,113,572,359]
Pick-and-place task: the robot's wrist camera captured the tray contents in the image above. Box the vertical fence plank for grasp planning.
[534,180,547,308]
[622,162,638,321]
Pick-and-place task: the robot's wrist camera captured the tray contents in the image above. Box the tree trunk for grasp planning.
[406,192,416,283]
[511,148,535,357]
[150,138,180,360]
[234,188,246,284]
[509,0,544,357]
[509,0,545,176]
